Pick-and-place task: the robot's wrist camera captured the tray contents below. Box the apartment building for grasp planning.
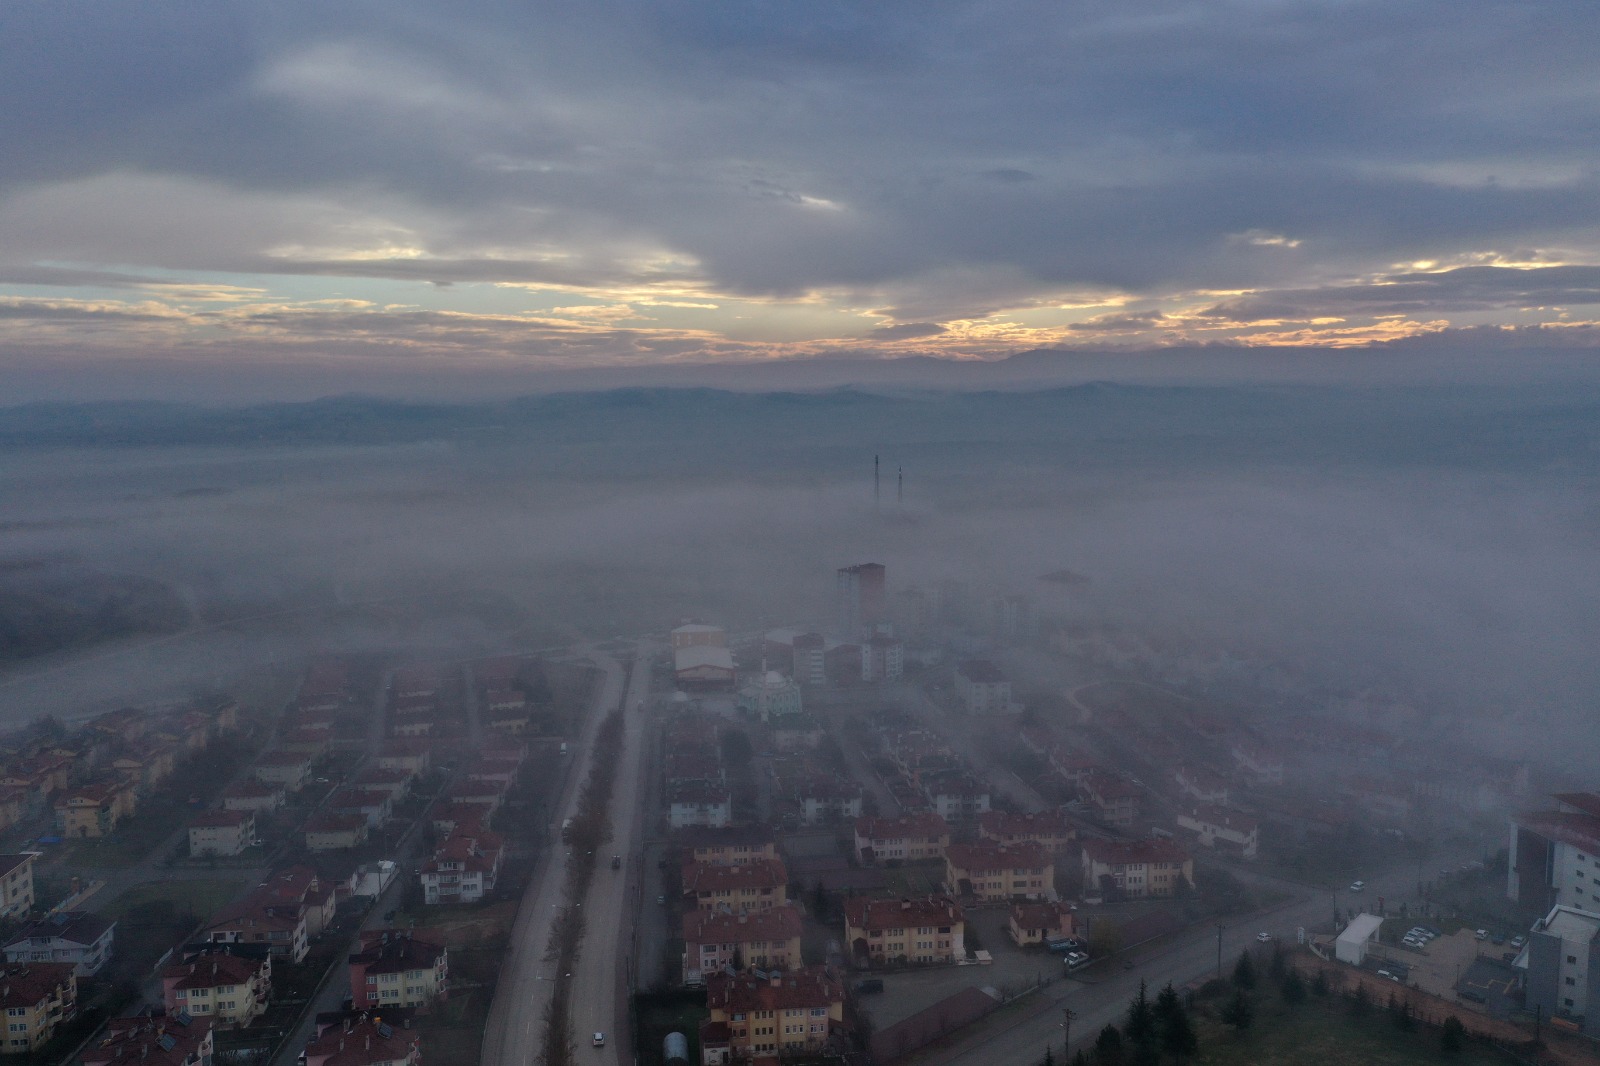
[679,825,778,866]
[1176,806,1259,860]
[682,905,803,984]
[953,660,1013,715]
[1081,837,1194,900]
[0,960,76,1054]
[1008,900,1077,946]
[0,854,35,919]
[683,859,789,912]
[853,812,950,864]
[977,809,1074,852]
[4,911,116,975]
[420,830,505,904]
[82,1014,214,1066]
[189,809,257,857]
[843,896,965,965]
[348,929,448,1010]
[944,841,1054,902]
[701,966,844,1063]
[303,1013,421,1066]
[1523,903,1600,1034]
[668,782,734,829]
[161,950,271,1027]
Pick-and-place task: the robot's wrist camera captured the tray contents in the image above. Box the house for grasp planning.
[701,966,844,1064]
[189,809,257,857]
[978,809,1074,852]
[253,750,314,791]
[348,929,448,1010]
[352,766,414,801]
[668,782,733,829]
[1173,765,1230,806]
[683,859,789,912]
[1523,903,1600,1033]
[1080,838,1193,900]
[944,841,1054,902]
[854,812,950,864]
[1176,806,1259,860]
[1080,770,1141,829]
[0,853,36,919]
[420,830,505,904]
[446,779,506,814]
[305,813,370,852]
[328,788,394,830]
[223,778,286,813]
[430,804,490,837]
[678,825,777,866]
[682,904,803,984]
[674,645,737,690]
[161,949,271,1028]
[843,896,965,966]
[82,1013,215,1066]
[1007,900,1077,946]
[954,660,1013,715]
[4,911,116,975]
[303,1013,421,1066]
[0,960,76,1054]
[252,866,338,938]
[199,901,310,965]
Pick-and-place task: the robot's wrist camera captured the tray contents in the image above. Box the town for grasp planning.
[0,561,1593,1066]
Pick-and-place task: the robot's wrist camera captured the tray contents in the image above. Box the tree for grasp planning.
[1040,1048,1055,1066]
[1156,984,1199,1064]
[1268,942,1286,981]
[1280,969,1306,1007]
[1069,1052,1089,1066]
[1440,1015,1466,1055]
[1387,992,1415,1032]
[1124,980,1155,1046]
[1220,989,1254,1032]
[1311,969,1330,996]
[1232,950,1256,990]
[1094,1024,1125,1066]
[1350,982,1371,1016]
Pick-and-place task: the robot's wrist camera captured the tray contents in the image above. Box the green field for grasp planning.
[1189,977,1511,1066]
[102,877,243,921]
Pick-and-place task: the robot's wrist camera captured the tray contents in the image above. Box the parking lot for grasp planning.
[1369,928,1487,1003]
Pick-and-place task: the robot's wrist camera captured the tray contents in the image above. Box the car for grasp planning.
[1492,933,1506,945]
[1475,929,1488,940]
[611,855,621,870]
[1349,880,1365,891]
[1512,935,1527,948]
[656,894,666,904]
[592,1033,605,1047]
[1256,932,1273,942]
[1064,951,1090,968]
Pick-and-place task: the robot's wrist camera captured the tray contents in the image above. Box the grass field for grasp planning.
[102,877,244,921]
[1190,975,1508,1066]
[882,861,943,897]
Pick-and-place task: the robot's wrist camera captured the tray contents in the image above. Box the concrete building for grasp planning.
[0,961,76,1054]
[222,778,286,813]
[674,645,737,690]
[161,949,271,1028]
[253,750,314,791]
[1524,903,1600,1033]
[978,809,1074,852]
[861,636,905,683]
[189,809,257,857]
[679,825,777,866]
[682,904,803,984]
[944,841,1054,902]
[1080,838,1193,900]
[1081,770,1142,829]
[792,632,827,685]
[54,780,134,838]
[1509,792,1600,911]
[305,812,370,852]
[348,929,449,1010]
[854,812,950,864]
[924,771,991,822]
[683,859,789,912]
[844,895,965,966]
[1176,806,1259,860]
[954,660,1013,715]
[420,830,505,904]
[1335,913,1384,965]
[4,911,116,976]
[701,966,844,1063]
[0,853,36,919]
[303,1013,421,1066]
[836,563,886,639]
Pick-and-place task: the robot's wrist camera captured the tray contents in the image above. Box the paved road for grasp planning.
[908,843,1490,1066]
[479,647,630,1066]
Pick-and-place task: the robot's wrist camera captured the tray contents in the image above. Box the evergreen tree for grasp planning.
[1124,980,1155,1046]
[1268,943,1286,981]
[1070,1051,1089,1066]
[1311,969,1330,996]
[1041,1048,1055,1066]
[1220,988,1254,1032]
[1350,982,1371,1016]
[1280,969,1306,1006]
[1094,1024,1125,1066]
[1232,950,1256,990]
[1387,992,1415,1032]
[1158,984,1199,1064]
[1440,1015,1466,1055]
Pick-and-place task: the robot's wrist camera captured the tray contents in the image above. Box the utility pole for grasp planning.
[1061,1006,1076,1059]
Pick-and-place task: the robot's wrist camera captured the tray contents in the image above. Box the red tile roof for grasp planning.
[843,895,963,933]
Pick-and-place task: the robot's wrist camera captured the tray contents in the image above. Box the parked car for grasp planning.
[1511,935,1527,948]
[1256,932,1273,942]
[1064,951,1090,968]
[1475,929,1488,940]
[1349,880,1365,891]
[855,978,885,994]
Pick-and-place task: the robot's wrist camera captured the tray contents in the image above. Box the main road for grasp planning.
[480,643,651,1066]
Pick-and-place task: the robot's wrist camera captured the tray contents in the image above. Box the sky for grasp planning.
[4,0,1600,394]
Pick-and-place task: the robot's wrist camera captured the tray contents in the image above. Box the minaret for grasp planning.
[874,454,880,508]
[898,466,903,505]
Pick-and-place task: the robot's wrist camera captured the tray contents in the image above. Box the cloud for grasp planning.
[869,322,947,340]
[1067,309,1169,333]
